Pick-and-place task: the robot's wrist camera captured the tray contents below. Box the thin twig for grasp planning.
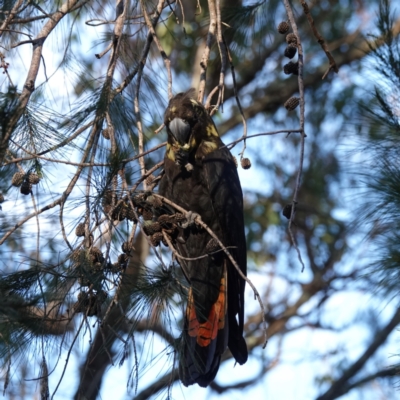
[4,139,167,167]
[300,0,338,79]
[50,317,86,399]
[113,0,166,96]
[214,0,226,111]
[197,0,217,103]
[0,0,82,163]
[0,0,23,38]
[141,0,172,99]
[222,35,248,159]
[225,129,303,150]
[283,0,306,272]
[162,231,237,261]
[133,1,167,188]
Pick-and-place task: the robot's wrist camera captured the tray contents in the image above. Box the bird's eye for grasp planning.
[169,117,191,145]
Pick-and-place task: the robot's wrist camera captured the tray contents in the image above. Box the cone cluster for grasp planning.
[73,290,107,316]
[277,21,301,111]
[11,171,41,196]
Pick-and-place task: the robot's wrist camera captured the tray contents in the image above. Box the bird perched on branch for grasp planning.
[158,89,248,387]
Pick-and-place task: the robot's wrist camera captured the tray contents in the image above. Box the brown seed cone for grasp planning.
[158,214,172,227]
[75,223,85,237]
[111,203,123,221]
[283,61,299,75]
[121,241,132,254]
[102,128,110,140]
[278,21,290,34]
[12,172,25,187]
[143,222,162,236]
[28,173,40,184]
[71,249,84,264]
[102,190,114,207]
[150,196,163,209]
[142,208,153,221]
[284,44,297,59]
[286,33,297,45]
[126,206,137,222]
[132,194,145,207]
[154,197,163,208]
[150,232,163,247]
[73,292,89,313]
[284,97,300,111]
[118,253,129,266]
[282,203,296,219]
[205,238,220,253]
[90,247,104,263]
[241,158,252,170]
[20,181,32,195]
[0,193,4,203]
[118,204,128,221]
[92,262,103,272]
[162,224,178,237]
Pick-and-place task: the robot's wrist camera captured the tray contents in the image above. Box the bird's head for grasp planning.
[164,90,221,165]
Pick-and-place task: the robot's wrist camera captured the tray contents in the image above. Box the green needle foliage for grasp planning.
[357,0,400,296]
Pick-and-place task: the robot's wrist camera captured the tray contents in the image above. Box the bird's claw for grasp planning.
[181,211,201,229]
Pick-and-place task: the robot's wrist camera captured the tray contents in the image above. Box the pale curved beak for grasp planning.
[168,117,191,145]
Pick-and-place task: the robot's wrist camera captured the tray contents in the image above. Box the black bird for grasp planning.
[158,89,248,387]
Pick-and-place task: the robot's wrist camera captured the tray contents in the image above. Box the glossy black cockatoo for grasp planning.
[158,89,248,387]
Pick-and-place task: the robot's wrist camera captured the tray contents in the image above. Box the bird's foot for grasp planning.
[181,211,201,228]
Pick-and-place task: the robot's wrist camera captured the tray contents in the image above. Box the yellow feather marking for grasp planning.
[170,106,177,112]
[190,136,197,148]
[195,140,218,159]
[190,99,199,106]
[166,143,175,161]
[202,140,218,151]
[206,124,219,137]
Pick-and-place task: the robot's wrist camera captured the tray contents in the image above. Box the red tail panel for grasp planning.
[186,274,227,346]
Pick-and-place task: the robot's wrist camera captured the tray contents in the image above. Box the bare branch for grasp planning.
[300,0,338,78]
[0,0,83,163]
[316,307,400,400]
[197,0,217,103]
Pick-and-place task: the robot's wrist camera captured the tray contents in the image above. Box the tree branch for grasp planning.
[316,306,400,400]
[0,0,82,163]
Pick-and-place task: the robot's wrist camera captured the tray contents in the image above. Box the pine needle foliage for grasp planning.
[357,0,400,295]
[222,1,280,53]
